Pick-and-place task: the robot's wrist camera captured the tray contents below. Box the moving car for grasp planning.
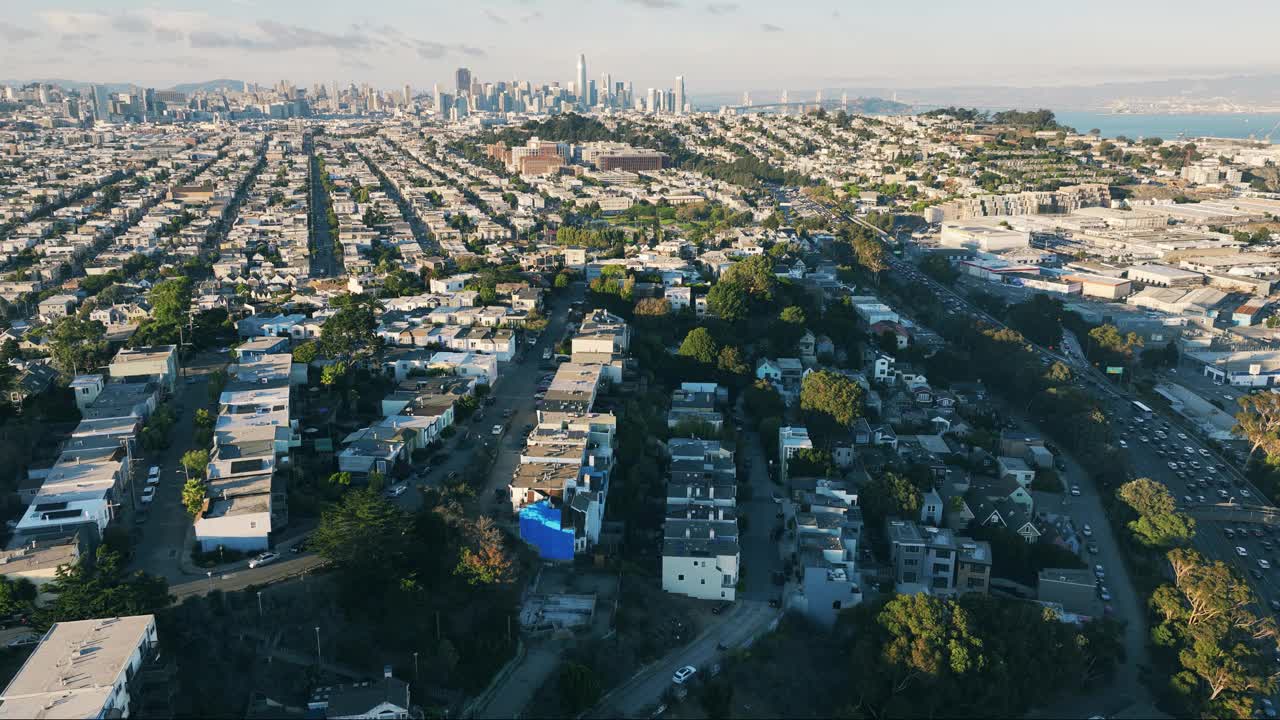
[1070,485,1081,497]
[672,665,697,684]
[1260,559,1272,570]
[248,551,280,569]
[1082,524,1092,537]
[1237,546,1249,557]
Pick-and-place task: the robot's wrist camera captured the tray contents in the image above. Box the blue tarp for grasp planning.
[519,501,575,560]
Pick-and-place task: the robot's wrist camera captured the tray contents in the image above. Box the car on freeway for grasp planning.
[1184,495,1196,505]
[1070,485,1081,497]
[248,551,280,569]
[1118,440,1128,448]
[140,486,156,504]
[1094,564,1105,579]
[1082,524,1092,537]
[1237,546,1250,557]
[1098,587,1112,602]
[1260,559,1272,570]
[1197,495,1207,504]
[1242,489,1253,499]
[672,665,697,684]
[1225,528,1236,539]
[1167,462,1179,470]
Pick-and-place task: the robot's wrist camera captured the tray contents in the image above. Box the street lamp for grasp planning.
[315,626,322,667]
[413,652,419,681]
[256,591,263,616]
[206,571,213,592]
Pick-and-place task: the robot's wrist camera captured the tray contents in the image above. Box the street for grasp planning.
[587,599,778,719]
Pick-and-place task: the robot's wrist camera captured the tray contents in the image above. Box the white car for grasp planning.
[1082,524,1093,537]
[491,424,504,436]
[1098,587,1112,602]
[1242,489,1253,498]
[1261,559,1272,570]
[1094,564,1105,579]
[146,466,161,485]
[672,665,697,684]
[386,484,408,498]
[1199,449,1210,457]
[248,551,280,569]
[1167,462,1178,470]
[1118,440,1128,448]
[140,486,156,504]
[1237,546,1249,557]
[1177,433,1188,440]
[1070,485,1081,497]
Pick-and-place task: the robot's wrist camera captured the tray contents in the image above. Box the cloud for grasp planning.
[622,0,682,8]
[761,23,783,32]
[483,9,508,25]
[189,20,379,52]
[704,2,738,14]
[39,11,105,34]
[110,13,153,34]
[0,21,38,42]
[522,11,544,22]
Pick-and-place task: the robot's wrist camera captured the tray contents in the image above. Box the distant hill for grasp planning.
[168,79,244,94]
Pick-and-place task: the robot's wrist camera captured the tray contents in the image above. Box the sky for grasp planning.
[2,0,1280,95]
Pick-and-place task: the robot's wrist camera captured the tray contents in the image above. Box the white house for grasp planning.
[662,537,739,602]
[0,614,159,720]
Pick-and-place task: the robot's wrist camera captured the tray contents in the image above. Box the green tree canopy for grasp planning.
[799,369,863,444]
[678,327,719,365]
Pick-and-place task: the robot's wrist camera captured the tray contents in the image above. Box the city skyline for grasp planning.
[4,0,1280,93]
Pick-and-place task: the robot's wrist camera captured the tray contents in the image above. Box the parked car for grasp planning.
[1070,485,1081,497]
[140,486,156,504]
[248,551,280,569]
[1237,546,1250,557]
[147,465,161,483]
[672,665,697,684]
[1082,524,1092,538]
[385,484,408,498]
[492,425,504,436]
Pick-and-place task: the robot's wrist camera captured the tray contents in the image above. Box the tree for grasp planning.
[1235,392,1280,458]
[706,280,749,323]
[148,277,192,327]
[311,489,413,583]
[321,360,349,388]
[634,297,671,317]
[557,662,601,714]
[181,478,207,517]
[193,408,214,429]
[181,449,209,479]
[1006,294,1064,348]
[327,471,352,488]
[853,236,888,278]
[859,471,921,524]
[744,379,784,423]
[1117,478,1196,548]
[454,516,515,586]
[48,316,109,375]
[678,327,719,365]
[292,341,318,364]
[716,345,749,376]
[37,548,170,626]
[799,369,863,444]
[319,294,380,359]
[720,255,776,301]
[0,576,37,617]
[0,338,20,362]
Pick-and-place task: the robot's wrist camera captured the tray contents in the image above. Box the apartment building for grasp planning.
[887,520,991,597]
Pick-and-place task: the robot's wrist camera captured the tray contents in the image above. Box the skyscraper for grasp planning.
[674,75,685,115]
[601,73,611,107]
[402,84,412,105]
[455,67,472,95]
[576,54,588,109]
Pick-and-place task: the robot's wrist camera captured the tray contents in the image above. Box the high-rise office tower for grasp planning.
[455,68,472,94]
[433,84,442,110]
[743,91,751,106]
[601,73,611,106]
[674,75,685,115]
[587,80,597,108]
[576,54,588,108]
[646,87,657,114]
[403,84,412,105]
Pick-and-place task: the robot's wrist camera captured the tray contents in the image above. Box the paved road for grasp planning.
[308,142,341,278]
[736,426,787,602]
[170,554,327,600]
[470,641,565,720]
[587,600,778,719]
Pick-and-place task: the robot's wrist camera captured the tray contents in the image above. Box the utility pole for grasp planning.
[314,626,322,667]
